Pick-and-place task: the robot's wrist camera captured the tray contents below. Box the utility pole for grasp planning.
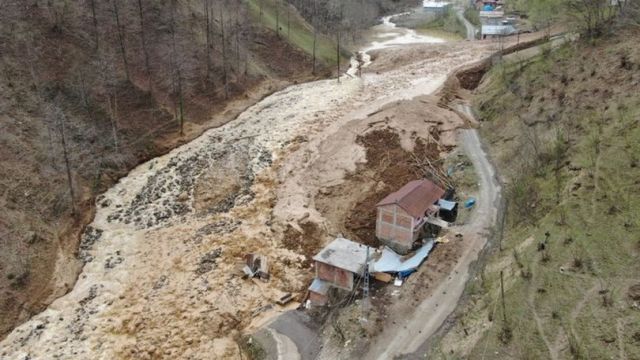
[500,270,507,324]
[361,246,370,323]
[311,0,317,75]
[499,199,508,252]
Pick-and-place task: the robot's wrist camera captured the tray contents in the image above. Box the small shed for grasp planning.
[308,278,331,306]
[423,1,452,14]
[312,238,370,291]
[438,198,458,222]
[309,238,371,305]
[375,179,445,254]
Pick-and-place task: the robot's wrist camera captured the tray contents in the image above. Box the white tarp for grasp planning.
[371,240,435,273]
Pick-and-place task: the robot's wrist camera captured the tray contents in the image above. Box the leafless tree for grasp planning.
[566,0,619,37]
[98,49,121,152]
[170,0,186,136]
[218,1,229,99]
[111,0,130,81]
[137,0,152,90]
[88,0,100,50]
[49,100,77,215]
[312,0,318,74]
[276,0,281,38]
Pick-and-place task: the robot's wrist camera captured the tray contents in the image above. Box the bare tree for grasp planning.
[88,0,99,50]
[50,100,77,215]
[287,2,291,39]
[566,0,618,38]
[335,2,344,81]
[170,0,185,136]
[204,0,213,84]
[98,50,120,152]
[312,0,318,74]
[218,1,229,99]
[234,1,241,78]
[621,0,640,28]
[276,0,281,38]
[137,0,152,90]
[111,0,130,81]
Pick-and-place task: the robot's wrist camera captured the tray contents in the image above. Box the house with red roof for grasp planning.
[375,179,446,254]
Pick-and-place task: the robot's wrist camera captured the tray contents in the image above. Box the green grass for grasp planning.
[464,7,481,27]
[429,38,640,359]
[394,9,465,40]
[246,0,350,67]
[419,9,466,39]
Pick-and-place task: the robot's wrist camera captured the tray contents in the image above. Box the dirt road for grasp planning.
[365,126,502,359]
[456,8,478,41]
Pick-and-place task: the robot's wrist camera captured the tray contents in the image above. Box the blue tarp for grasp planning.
[371,240,435,274]
[464,198,476,208]
[483,4,495,10]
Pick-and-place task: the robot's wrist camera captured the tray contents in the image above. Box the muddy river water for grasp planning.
[0,13,492,360]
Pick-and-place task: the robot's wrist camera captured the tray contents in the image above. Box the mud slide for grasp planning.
[0,13,496,360]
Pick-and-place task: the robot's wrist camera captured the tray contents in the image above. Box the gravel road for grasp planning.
[367,126,502,359]
[456,7,478,41]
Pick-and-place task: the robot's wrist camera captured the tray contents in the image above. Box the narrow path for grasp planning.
[456,8,477,41]
[527,262,558,360]
[569,283,599,339]
[616,318,627,360]
[369,127,502,359]
[270,329,302,360]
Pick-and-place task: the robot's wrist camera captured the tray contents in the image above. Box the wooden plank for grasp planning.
[426,216,449,228]
[373,272,393,283]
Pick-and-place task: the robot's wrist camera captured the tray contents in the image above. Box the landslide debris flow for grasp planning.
[0,29,494,359]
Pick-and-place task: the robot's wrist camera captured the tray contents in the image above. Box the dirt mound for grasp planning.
[344,129,441,245]
[282,222,325,267]
[455,59,492,91]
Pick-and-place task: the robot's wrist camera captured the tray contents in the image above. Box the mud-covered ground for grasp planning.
[0,17,498,360]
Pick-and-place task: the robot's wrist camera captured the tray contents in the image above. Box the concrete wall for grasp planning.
[376,204,417,254]
[316,261,354,291]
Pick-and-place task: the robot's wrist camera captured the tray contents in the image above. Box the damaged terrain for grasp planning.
[0,13,506,360]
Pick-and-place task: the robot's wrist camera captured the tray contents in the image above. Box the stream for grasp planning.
[0,12,490,360]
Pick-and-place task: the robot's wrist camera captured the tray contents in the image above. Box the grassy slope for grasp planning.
[246,0,350,67]
[396,9,466,40]
[421,9,466,40]
[430,31,640,359]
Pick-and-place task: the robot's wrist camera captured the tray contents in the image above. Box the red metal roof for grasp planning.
[376,179,445,218]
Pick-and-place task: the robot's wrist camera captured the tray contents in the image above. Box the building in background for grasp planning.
[480,10,518,38]
[423,1,452,14]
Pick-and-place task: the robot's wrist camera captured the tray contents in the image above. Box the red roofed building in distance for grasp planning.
[375,179,445,254]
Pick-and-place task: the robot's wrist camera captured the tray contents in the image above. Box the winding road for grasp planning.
[456,7,478,41]
[368,125,502,359]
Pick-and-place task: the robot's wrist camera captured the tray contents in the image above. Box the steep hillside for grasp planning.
[432,29,640,359]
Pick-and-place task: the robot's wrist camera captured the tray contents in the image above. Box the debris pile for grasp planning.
[243,253,270,281]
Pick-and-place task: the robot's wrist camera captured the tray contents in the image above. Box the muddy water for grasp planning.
[347,13,445,76]
[0,15,491,360]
